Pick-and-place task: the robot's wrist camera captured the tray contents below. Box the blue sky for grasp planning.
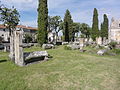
[1,0,120,27]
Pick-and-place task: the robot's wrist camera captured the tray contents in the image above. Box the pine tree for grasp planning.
[101,14,109,40]
[91,8,99,41]
[37,0,48,45]
[63,9,73,42]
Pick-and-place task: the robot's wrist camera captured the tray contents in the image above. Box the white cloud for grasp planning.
[1,0,38,11]
[1,0,120,27]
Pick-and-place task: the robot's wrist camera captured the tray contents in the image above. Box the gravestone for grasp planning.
[11,29,49,66]
[89,38,93,44]
[14,29,25,66]
[80,38,84,49]
[97,49,107,56]
[96,37,102,45]
[24,51,48,60]
[42,44,54,49]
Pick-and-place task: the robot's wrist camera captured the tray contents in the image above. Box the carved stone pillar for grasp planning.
[14,29,24,66]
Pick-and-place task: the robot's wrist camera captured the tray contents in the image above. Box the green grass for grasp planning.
[0,46,120,90]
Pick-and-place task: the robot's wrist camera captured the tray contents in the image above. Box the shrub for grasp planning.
[112,49,120,54]
[64,46,72,50]
[24,34,33,43]
[109,42,117,49]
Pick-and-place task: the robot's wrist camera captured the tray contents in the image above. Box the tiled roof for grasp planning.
[0,25,6,29]
[0,25,38,31]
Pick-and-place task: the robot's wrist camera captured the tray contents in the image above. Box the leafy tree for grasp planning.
[100,14,109,41]
[48,16,62,42]
[24,34,33,43]
[91,8,99,41]
[80,23,91,38]
[72,23,80,41]
[48,16,53,31]
[37,0,48,45]
[0,2,20,60]
[63,9,73,42]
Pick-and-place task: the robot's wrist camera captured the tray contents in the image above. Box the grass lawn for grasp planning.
[0,46,120,90]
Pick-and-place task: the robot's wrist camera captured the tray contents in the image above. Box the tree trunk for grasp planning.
[56,32,58,43]
[9,30,15,61]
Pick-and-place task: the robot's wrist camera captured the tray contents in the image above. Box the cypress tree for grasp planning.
[37,0,48,45]
[63,9,73,42]
[101,14,109,39]
[100,23,103,38]
[91,8,99,41]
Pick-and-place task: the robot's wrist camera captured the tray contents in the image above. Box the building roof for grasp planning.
[0,25,38,31]
[0,25,6,29]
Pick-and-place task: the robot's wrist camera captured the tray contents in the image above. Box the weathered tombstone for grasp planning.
[24,51,49,60]
[14,29,24,66]
[80,38,84,49]
[9,30,15,61]
[96,37,102,45]
[84,38,88,43]
[4,44,10,52]
[97,49,107,56]
[42,44,54,49]
[4,46,7,52]
[62,42,69,45]
[103,37,109,45]
[89,38,93,44]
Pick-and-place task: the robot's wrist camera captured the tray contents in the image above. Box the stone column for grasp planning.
[9,30,15,61]
[14,29,24,66]
[96,37,102,45]
[4,46,7,52]
[80,38,84,50]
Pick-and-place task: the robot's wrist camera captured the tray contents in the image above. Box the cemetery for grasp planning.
[0,0,120,90]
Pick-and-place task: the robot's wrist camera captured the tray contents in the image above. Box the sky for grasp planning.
[1,0,120,28]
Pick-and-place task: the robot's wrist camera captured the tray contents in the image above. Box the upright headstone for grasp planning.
[96,37,102,45]
[89,38,93,44]
[14,29,24,66]
[80,38,84,49]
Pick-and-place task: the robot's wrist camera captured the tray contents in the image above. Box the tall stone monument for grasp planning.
[80,38,84,49]
[96,37,102,45]
[14,29,24,66]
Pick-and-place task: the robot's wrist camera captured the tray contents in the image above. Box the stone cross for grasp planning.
[14,29,24,66]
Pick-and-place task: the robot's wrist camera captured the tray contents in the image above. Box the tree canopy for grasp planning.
[91,8,99,41]
[37,0,48,45]
[63,9,73,42]
[100,14,109,39]
[0,3,20,34]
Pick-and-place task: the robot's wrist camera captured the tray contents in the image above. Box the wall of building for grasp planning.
[0,25,37,42]
[0,28,9,42]
[109,18,120,44]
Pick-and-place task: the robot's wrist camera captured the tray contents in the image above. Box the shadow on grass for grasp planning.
[0,60,7,63]
[25,56,45,65]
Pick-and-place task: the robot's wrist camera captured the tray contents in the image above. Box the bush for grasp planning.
[24,34,33,43]
[64,46,72,50]
[112,49,120,54]
[109,42,117,49]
